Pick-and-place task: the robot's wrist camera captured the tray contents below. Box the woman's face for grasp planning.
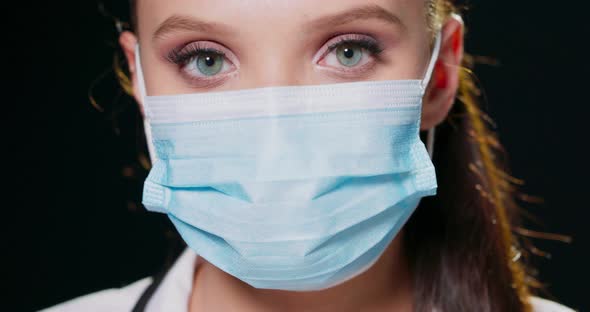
[122,0,463,129]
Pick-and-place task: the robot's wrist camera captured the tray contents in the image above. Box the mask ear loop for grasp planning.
[134,44,158,165]
[422,32,442,159]
[426,127,436,158]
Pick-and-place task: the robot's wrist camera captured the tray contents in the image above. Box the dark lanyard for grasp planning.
[132,248,186,312]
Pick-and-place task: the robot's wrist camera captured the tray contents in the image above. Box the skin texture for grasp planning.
[119,1,463,311]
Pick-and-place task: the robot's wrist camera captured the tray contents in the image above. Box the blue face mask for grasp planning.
[135,33,440,291]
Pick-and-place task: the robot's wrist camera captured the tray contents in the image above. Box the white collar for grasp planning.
[145,248,200,312]
[139,248,573,312]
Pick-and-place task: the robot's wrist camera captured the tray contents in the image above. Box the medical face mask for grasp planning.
[135,34,440,291]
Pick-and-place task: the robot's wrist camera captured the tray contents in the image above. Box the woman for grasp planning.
[43,0,574,311]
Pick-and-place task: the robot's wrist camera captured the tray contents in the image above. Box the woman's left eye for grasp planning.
[334,43,364,67]
[185,51,228,77]
[318,35,384,71]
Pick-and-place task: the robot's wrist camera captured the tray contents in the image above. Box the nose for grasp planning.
[239,46,308,89]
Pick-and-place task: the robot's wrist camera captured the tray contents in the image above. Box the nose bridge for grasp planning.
[240,33,307,89]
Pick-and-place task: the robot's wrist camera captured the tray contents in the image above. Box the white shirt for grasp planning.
[42,248,575,312]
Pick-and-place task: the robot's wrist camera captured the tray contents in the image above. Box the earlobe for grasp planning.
[421,15,465,130]
[118,31,145,115]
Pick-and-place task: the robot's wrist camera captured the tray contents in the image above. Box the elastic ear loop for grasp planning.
[422,32,442,159]
[134,44,158,165]
[426,128,436,159]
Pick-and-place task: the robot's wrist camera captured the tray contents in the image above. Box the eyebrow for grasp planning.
[305,4,405,31]
[153,4,404,41]
[153,15,235,40]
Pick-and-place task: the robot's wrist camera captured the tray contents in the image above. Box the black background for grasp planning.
[4,1,588,311]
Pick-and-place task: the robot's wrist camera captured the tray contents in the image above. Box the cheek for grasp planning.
[372,40,435,81]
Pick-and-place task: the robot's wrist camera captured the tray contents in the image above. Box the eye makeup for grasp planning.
[164,40,238,88]
[162,32,389,87]
[324,34,385,61]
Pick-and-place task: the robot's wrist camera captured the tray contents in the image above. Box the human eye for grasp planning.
[315,34,385,76]
[165,41,237,86]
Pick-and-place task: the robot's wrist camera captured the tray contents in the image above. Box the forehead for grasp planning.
[138,0,427,37]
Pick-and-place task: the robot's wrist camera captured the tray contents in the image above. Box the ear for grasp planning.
[420,14,464,130]
[118,31,146,116]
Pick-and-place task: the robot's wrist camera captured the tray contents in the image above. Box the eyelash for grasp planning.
[165,34,385,83]
[166,42,227,67]
[325,36,385,61]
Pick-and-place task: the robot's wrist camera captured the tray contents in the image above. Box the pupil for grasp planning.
[343,48,354,59]
[205,56,215,67]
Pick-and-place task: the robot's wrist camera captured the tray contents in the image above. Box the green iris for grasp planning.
[196,53,224,76]
[336,44,363,67]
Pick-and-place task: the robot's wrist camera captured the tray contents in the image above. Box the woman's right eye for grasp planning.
[166,41,237,81]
